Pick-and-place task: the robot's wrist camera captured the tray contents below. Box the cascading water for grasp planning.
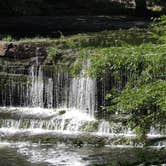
[98,120,110,134]
[45,78,53,108]
[0,53,165,145]
[69,77,96,117]
[29,61,44,108]
[0,56,98,138]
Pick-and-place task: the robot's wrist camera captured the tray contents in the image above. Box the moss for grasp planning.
[81,121,99,132]
[72,139,84,147]
[46,47,58,62]
[113,137,142,146]
[37,137,58,144]
[58,28,156,49]
[58,110,66,115]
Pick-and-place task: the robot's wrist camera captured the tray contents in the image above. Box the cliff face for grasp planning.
[0,42,49,59]
[0,40,79,107]
[0,41,49,105]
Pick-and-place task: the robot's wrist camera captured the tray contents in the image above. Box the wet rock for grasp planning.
[81,121,99,132]
[0,42,8,57]
[0,41,49,59]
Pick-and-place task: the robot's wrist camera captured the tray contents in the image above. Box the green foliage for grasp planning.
[151,15,166,42]
[68,49,89,76]
[80,16,166,140]
[1,35,14,42]
[89,44,166,139]
[61,29,156,49]
[116,80,166,140]
[81,121,99,132]
[88,43,166,79]
[47,47,57,61]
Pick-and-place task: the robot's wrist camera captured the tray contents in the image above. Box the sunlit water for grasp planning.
[0,142,166,166]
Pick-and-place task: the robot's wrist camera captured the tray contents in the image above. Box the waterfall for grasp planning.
[0,58,97,133]
[0,107,95,133]
[28,58,97,117]
[98,120,133,136]
[69,77,96,117]
[45,78,53,108]
[0,55,165,143]
[98,120,110,134]
[29,65,44,107]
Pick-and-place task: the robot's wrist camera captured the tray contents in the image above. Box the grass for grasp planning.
[0,27,155,46]
[0,34,55,42]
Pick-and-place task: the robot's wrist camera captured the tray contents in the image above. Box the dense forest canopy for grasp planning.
[0,0,165,16]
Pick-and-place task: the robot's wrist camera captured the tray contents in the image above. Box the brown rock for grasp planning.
[0,42,8,57]
[0,42,49,59]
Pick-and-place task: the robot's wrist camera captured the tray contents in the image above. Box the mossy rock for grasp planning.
[81,121,99,132]
[58,110,66,115]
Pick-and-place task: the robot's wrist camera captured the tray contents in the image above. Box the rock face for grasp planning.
[0,40,78,107]
[0,42,50,59]
[0,42,7,57]
[0,41,51,106]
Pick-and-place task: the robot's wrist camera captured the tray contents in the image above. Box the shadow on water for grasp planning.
[0,147,46,166]
[86,147,166,166]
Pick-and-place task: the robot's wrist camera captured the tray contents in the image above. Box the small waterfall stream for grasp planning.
[30,64,44,108]
[0,55,165,145]
[0,57,98,138]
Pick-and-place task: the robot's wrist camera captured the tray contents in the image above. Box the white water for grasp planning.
[98,120,110,134]
[0,57,165,143]
[45,78,53,108]
[0,106,165,141]
[0,107,95,132]
[69,77,97,117]
[27,58,97,115]
[30,65,44,108]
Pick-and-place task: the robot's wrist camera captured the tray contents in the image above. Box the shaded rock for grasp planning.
[0,42,8,57]
[0,41,51,59]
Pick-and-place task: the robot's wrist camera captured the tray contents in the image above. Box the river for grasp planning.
[0,142,166,166]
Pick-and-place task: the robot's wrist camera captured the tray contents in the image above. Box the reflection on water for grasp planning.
[0,142,166,166]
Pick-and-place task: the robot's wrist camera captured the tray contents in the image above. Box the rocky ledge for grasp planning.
[0,41,54,59]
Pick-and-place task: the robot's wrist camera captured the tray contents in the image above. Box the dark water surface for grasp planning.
[0,142,165,166]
